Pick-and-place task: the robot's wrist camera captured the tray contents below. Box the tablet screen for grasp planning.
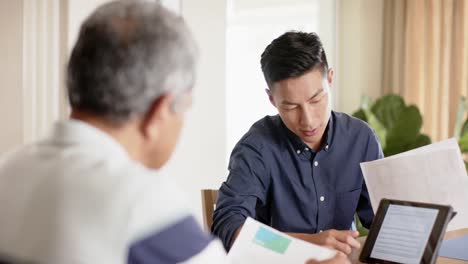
[369,204,439,263]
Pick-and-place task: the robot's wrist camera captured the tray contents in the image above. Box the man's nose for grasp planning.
[299,106,316,127]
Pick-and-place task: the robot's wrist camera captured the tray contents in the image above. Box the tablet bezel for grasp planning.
[359,198,453,264]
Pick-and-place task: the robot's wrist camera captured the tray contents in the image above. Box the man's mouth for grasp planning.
[301,128,318,137]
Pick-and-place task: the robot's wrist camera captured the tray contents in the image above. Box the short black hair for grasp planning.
[260,31,328,88]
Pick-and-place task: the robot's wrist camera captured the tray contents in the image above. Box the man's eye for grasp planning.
[310,96,324,104]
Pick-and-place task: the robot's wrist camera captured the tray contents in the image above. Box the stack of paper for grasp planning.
[360,138,468,231]
[227,217,336,264]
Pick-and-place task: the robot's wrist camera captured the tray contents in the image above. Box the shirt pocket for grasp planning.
[333,188,362,229]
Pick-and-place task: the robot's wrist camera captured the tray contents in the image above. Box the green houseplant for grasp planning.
[351,95,468,236]
[458,123,468,170]
[352,94,431,157]
[454,97,468,169]
[351,94,432,236]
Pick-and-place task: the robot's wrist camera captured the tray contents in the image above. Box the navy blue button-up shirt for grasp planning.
[212,111,383,250]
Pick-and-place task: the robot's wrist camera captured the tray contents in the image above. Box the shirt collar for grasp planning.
[280,111,334,154]
[324,112,334,151]
[47,119,129,159]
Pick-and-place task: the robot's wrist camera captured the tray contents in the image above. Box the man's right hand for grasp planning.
[288,229,360,255]
[305,252,350,264]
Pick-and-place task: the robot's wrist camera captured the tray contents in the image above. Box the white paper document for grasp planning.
[227,217,336,264]
[360,138,468,231]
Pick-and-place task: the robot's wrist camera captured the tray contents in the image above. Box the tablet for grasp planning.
[359,199,454,264]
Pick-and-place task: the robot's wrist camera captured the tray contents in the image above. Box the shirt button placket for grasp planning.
[313,158,324,232]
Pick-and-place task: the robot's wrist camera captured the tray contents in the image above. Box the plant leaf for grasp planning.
[384,134,431,157]
[352,109,367,123]
[360,95,373,110]
[386,105,423,143]
[461,119,468,139]
[364,109,387,150]
[459,133,468,153]
[371,94,405,131]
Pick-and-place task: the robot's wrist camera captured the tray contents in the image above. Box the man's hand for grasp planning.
[305,252,350,264]
[288,229,360,255]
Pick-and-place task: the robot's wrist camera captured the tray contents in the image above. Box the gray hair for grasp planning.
[66,0,198,124]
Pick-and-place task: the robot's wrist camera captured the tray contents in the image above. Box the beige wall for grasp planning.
[337,0,384,114]
[0,0,23,154]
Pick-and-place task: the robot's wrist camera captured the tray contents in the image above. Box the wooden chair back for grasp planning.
[201,189,218,231]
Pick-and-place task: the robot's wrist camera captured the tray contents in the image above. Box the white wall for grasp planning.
[68,0,109,51]
[163,0,227,222]
[317,0,339,108]
[225,0,321,162]
[336,0,384,114]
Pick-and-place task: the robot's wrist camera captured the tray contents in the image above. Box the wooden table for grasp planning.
[349,228,468,263]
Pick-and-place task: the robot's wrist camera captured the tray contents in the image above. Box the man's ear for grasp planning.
[266,88,277,108]
[327,68,334,87]
[140,93,174,140]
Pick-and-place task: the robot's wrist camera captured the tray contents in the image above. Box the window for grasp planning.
[226,0,336,161]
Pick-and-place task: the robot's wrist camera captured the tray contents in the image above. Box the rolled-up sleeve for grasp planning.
[357,130,384,228]
[211,140,270,250]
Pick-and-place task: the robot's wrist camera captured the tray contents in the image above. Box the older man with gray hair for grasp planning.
[0,1,349,264]
[0,1,229,263]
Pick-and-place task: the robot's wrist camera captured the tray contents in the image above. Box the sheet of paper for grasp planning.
[439,235,468,261]
[227,217,336,264]
[360,138,468,231]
